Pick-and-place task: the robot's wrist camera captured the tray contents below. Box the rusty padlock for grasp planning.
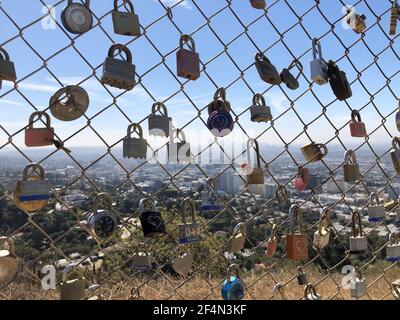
[286,204,308,261]
[264,224,278,257]
[343,150,361,183]
[25,111,54,147]
[249,0,266,9]
[112,0,141,37]
[254,53,281,85]
[246,138,264,185]
[294,166,310,191]
[176,34,200,80]
[349,110,367,137]
[390,0,400,35]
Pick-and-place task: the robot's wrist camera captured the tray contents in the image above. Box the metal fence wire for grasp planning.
[0,0,400,300]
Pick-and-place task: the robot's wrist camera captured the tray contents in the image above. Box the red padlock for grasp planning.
[250,0,266,9]
[25,111,54,147]
[349,110,366,137]
[294,167,310,191]
[176,34,200,81]
[286,204,308,261]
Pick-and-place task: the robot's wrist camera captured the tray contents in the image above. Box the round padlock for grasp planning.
[50,85,89,121]
[61,0,93,34]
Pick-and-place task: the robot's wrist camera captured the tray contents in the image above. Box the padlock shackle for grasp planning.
[297,266,305,276]
[0,47,10,61]
[173,128,187,143]
[139,198,157,213]
[304,283,318,299]
[28,111,51,129]
[392,280,400,295]
[317,207,330,236]
[62,262,83,283]
[127,123,144,139]
[232,222,246,236]
[315,143,328,157]
[344,150,357,165]
[353,267,363,280]
[151,102,168,117]
[392,136,400,150]
[252,93,266,107]
[269,224,278,241]
[179,34,196,52]
[272,283,286,300]
[351,210,364,237]
[275,185,288,202]
[389,232,399,245]
[93,192,113,214]
[289,204,303,234]
[297,166,308,179]
[182,197,197,225]
[312,38,323,60]
[246,138,262,169]
[0,236,15,254]
[213,87,227,103]
[114,0,134,13]
[350,110,362,122]
[68,0,90,7]
[108,44,133,63]
[288,59,303,80]
[369,192,381,206]
[130,287,141,300]
[226,263,240,283]
[205,177,217,191]
[22,163,46,181]
[254,52,270,64]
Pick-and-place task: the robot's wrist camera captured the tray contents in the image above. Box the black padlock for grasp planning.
[254,53,281,85]
[327,60,352,101]
[280,60,303,90]
[139,198,167,237]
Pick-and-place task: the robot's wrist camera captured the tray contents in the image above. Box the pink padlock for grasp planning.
[250,0,266,9]
[176,34,200,81]
[25,111,54,147]
[349,110,367,137]
[294,167,310,192]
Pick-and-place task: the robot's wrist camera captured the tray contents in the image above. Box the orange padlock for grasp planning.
[25,111,54,147]
[286,204,308,261]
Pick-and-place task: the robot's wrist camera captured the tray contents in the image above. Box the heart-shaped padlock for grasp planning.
[294,167,310,191]
[172,252,193,277]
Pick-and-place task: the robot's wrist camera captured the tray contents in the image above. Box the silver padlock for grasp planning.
[392,280,400,300]
[250,93,272,123]
[367,192,385,222]
[350,268,367,299]
[297,266,308,285]
[200,178,224,212]
[132,252,152,270]
[0,47,17,84]
[386,232,400,262]
[391,137,400,174]
[112,0,141,37]
[304,283,321,300]
[272,283,286,300]
[310,38,328,85]
[61,0,93,34]
[49,85,89,121]
[229,222,246,253]
[179,198,202,244]
[343,150,361,183]
[349,210,368,254]
[254,53,281,85]
[172,252,193,277]
[60,263,87,300]
[167,128,191,163]
[0,237,19,287]
[123,123,147,159]
[280,59,303,90]
[148,102,171,137]
[313,207,330,251]
[101,44,136,90]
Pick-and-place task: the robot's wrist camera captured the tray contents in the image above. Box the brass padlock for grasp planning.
[390,0,400,35]
[391,137,400,174]
[148,102,171,137]
[132,251,152,270]
[386,232,400,262]
[0,47,17,84]
[101,44,136,90]
[250,93,272,123]
[297,266,308,285]
[167,128,191,163]
[179,198,202,244]
[392,280,400,300]
[123,123,147,159]
[280,59,303,90]
[368,192,385,222]
[254,53,281,85]
[304,283,321,300]
[313,207,330,251]
[176,34,200,80]
[264,224,278,257]
[286,204,308,261]
[61,0,93,34]
[246,138,264,185]
[112,0,141,37]
[350,268,367,299]
[272,283,286,300]
[343,150,361,183]
[300,142,328,163]
[200,178,224,212]
[229,222,246,253]
[60,263,87,300]
[172,252,193,277]
[310,38,328,85]
[49,85,89,121]
[0,237,19,288]
[349,210,368,254]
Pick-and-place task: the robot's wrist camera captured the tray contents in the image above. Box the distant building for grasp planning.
[217,173,242,194]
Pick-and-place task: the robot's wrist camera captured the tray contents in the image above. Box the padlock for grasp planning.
[272,283,286,300]
[254,53,281,85]
[13,163,50,213]
[390,0,399,35]
[250,93,272,123]
[249,0,266,9]
[300,142,328,163]
[179,198,202,244]
[396,103,400,132]
[123,123,147,159]
[0,47,17,83]
[367,192,385,222]
[167,128,191,163]
[139,198,167,237]
[246,138,265,185]
[176,34,200,80]
[112,0,141,37]
[101,44,136,90]
[392,280,400,300]
[60,263,87,300]
[0,237,19,287]
[286,204,308,261]
[386,232,400,262]
[397,197,400,225]
[310,38,328,85]
[200,178,224,212]
[275,185,288,203]
[132,252,152,270]
[346,10,367,34]
[350,268,367,299]
[49,85,89,121]
[349,210,368,254]
[229,222,246,253]
[313,207,330,251]
[264,224,278,257]
[391,137,400,174]
[172,252,193,277]
[304,283,321,300]
[327,60,352,101]
[148,102,171,137]
[294,167,310,191]
[349,110,367,137]
[206,88,234,137]
[129,288,144,300]
[297,266,308,285]
[85,193,117,241]
[343,150,361,183]
[280,59,303,90]
[25,111,54,147]
[221,264,246,301]
[61,0,93,34]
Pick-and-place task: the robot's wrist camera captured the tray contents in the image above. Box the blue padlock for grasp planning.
[207,88,234,137]
[221,264,245,300]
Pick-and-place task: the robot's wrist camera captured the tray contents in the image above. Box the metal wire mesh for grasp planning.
[0,0,399,300]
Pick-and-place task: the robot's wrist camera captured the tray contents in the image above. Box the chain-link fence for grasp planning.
[0,0,400,300]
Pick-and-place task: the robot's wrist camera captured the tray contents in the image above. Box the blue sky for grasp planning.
[1,0,400,158]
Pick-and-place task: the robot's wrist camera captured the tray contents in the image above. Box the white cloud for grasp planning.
[267,92,288,114]
[0,99,25,107]
[157,0,192,10]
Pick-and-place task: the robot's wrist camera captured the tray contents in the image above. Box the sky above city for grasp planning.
[1,0,400,158]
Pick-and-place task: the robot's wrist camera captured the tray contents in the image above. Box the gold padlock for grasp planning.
[59,263,87,300]
[300,142,328,163]
[313,207,330,251]
[246,138,265,185]
[229,222,246,253]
